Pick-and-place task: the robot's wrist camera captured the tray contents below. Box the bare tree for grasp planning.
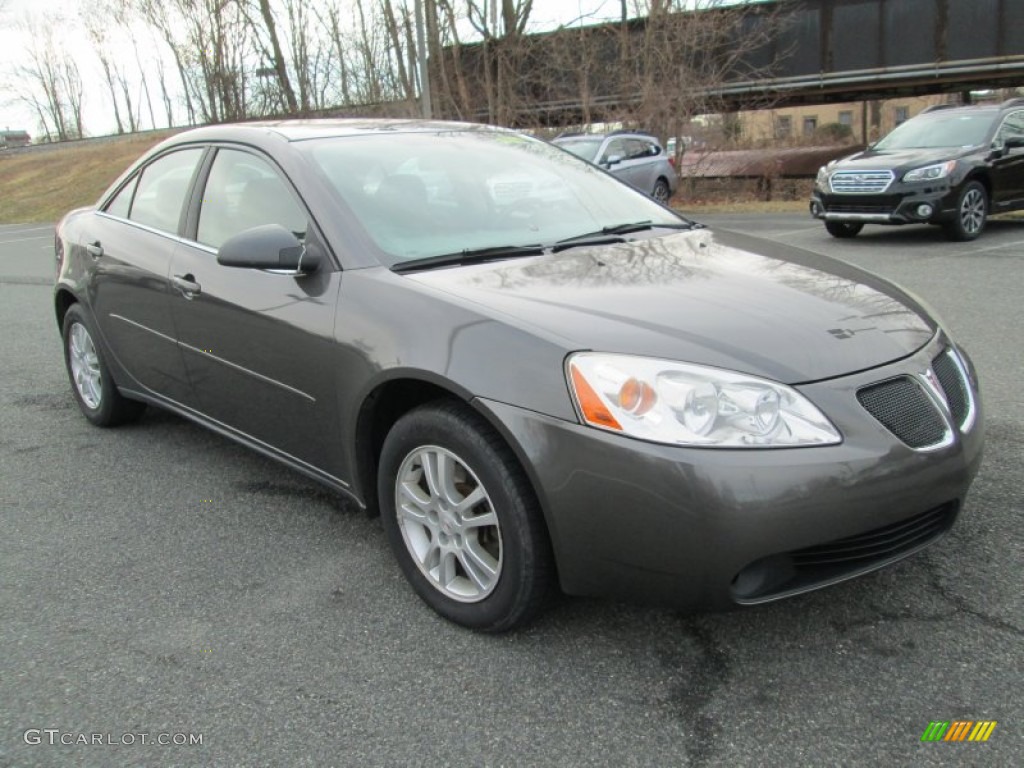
[134,0,252,124]
[12,12,85,140]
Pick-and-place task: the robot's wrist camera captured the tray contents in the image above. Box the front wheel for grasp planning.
[378,401,552,632]
[62,304,146,427]
[943,181,987,241]
[825,221,863,238]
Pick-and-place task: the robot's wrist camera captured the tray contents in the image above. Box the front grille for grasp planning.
[830,170,895,194]
[826,204,894,214]
[857,377,948,449]
[932,350,970,429]
[790,504,955,568]
[731,503,958,602]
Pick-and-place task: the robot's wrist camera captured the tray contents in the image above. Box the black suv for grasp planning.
[811,98,1024,241]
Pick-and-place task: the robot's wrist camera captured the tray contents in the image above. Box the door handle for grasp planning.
[86,241,103,259]
[172,274,202,299]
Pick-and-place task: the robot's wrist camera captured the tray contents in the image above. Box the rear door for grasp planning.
[88,147,204,404]
[168,146,344,474]
[992,110,1024,206]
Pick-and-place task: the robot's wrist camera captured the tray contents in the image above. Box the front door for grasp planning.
[168,147,343,474]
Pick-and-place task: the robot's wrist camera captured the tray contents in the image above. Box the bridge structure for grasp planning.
[437,0,1024,125]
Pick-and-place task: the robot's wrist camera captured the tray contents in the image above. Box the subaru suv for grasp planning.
[811,98,1024,241]
[554,131,678,203]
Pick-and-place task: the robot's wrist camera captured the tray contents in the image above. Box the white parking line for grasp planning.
[0,235,52,245]
[0,225,52,234]
[958,239,1024,257]
[767,226,824,238]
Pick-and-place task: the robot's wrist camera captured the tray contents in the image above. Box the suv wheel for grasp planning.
[944,181,987,241]
[824,221,863,239]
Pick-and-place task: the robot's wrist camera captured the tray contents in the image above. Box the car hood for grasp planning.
[404,229,936,384]
[832,146,974,171]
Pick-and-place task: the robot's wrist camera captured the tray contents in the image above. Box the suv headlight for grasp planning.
[567,353,842,448]
[815,166,830,188]
[903,160,956,183]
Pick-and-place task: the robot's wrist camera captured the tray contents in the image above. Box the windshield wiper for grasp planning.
[552,220,702,252]
[391,244,545,273]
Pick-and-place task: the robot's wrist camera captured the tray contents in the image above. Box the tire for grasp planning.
[943,181,987,241]
[652,178,671,204]
[378,401,552,632]
[62,303,146,427]
[824,221,863,239]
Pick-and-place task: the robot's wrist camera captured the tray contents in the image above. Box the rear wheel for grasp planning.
[62,304,145,426]
[652,178,671,204]
[378,401,551,632]
[825,221,863,239]
[943,181,987,241]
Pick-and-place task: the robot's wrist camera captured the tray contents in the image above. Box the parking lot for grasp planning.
[1,215,1021,767]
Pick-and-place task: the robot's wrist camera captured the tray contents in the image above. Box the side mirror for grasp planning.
[990,138,1007,157]
[602,154,623,168]
[217,224,320,273]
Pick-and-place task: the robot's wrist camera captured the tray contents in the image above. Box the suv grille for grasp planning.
[857,377,947,449]
[830,170,895,194]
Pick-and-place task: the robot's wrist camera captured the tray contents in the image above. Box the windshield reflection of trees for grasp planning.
[469,235,705,291]
[466,231,928,338]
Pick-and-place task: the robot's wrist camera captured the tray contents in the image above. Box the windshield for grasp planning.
[301,131,685,264]
[554,138,604,162]
[874,113,995,150]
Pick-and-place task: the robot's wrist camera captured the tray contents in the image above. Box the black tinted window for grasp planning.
[998,111,1024,142]
[129,149,203,233]
[197,149,306,249]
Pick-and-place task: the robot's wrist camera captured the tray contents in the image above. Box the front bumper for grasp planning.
[810,180,959,226]
[475,334,983,610]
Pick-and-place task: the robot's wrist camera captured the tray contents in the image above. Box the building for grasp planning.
[0,129,32,149]
[739,95,951,146]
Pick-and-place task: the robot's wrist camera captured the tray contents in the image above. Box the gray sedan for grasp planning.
[55,120,983,632]
[553,132,678,202]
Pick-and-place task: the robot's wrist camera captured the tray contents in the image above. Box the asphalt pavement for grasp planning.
[1,216,1021,767]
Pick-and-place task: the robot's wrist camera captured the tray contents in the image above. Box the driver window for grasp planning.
[998,111,1024,144]
[601,139,627,163]
[197,149,307,250]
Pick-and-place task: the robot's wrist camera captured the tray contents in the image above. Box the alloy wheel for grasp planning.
[960,188,985,235]
[394,445,502,602]
[68,322,102,409]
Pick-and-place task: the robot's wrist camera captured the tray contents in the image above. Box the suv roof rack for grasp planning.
[609,128,655,137]
[920,103,961,114]
[554,131,588,139]
[1000,97,1024,109]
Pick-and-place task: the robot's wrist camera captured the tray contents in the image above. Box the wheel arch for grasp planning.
[351,374,558,570]
[54,287,78,330]
[964,171,992,201]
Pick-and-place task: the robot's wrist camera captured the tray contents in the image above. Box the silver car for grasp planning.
[554,131,678,203]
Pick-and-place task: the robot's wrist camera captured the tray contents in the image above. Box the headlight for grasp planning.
[903,160,956,183]
[567,353,842,448]
[815,166,829,187]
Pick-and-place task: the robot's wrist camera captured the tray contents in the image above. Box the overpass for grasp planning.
[436,0,1024,124]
